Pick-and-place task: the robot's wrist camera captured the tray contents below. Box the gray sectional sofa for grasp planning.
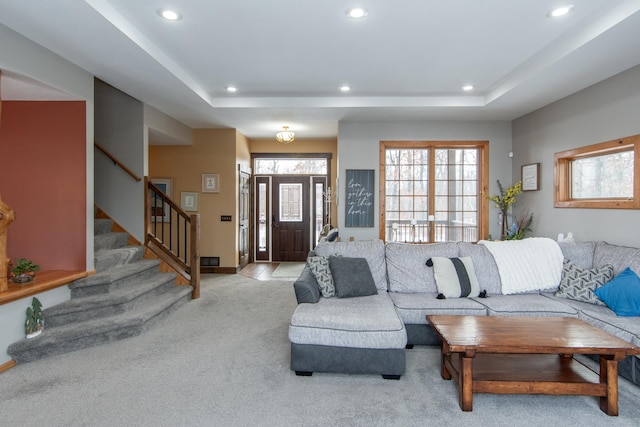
[288,239,640,385]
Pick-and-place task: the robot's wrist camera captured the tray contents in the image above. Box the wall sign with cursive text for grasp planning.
[345,169,375,227]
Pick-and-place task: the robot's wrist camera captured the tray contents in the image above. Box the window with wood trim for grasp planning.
[554,134,640,209]
[380,141,489,243]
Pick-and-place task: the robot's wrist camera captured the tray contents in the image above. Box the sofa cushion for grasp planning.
[593,241,640,276]
[558,241,596,269]
[428,256,480,298]
[472,294,578,317]
[578,306,640,344]
[314,239,388,292]
[389,292,487,324]
[307,255,335,298]
[386,242,459,293]
[288,293,407,349]
[555,259,613,305]
[595,267,640,316]
[458,242,501,294]
[293,265,321,304]
[330,256,378,298]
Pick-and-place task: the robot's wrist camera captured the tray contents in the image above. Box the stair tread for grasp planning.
[70,259,160,288]
[44,272,177,316]
[9,286,192,349]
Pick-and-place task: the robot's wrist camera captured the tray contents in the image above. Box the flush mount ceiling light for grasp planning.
[346,7,368,19]
[159,9,181,21]
[548,5,574,18]
[276,126,295,144]
[462,85,474,91]
[340,85,351,92]
[226,86,237,93]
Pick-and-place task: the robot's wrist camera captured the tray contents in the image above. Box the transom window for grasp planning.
[254,158,327,175]
[555,134,640,209]
[380,140,489,243]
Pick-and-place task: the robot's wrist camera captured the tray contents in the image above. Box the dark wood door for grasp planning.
[272,176,311,261]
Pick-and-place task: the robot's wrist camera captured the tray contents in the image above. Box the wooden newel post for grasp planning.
[0,193,16,292]
[189,213,201,299]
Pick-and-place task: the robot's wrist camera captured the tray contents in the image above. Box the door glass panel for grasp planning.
[258,182,267,252]
[279,183,303,222]
[315,182,324,246]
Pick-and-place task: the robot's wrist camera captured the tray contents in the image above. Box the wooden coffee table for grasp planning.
[427,315,640,416]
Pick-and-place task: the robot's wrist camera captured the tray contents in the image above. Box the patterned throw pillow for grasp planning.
[555,259,613,305]
[307,256,335,298]
[427,257,480,298]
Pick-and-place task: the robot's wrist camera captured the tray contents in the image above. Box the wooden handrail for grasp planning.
[144,177,200,299]
[95,142,142,182]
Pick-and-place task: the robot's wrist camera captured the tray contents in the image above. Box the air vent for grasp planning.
[200,257,220,267]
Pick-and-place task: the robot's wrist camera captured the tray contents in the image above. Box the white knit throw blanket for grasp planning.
[478,237,563,294]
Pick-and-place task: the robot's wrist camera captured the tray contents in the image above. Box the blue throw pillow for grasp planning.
[594,267,640,316]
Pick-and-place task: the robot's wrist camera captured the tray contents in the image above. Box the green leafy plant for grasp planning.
[11,258,40,276]
[25,297,44,336]
[10,258,41,283]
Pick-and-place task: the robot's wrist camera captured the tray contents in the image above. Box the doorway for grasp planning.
[254,175,328,262]
[252,154,331,262]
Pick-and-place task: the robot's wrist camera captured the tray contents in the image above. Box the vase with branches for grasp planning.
[484,180,523,239]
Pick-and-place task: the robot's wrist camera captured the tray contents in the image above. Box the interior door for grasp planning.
[272,176,311,261]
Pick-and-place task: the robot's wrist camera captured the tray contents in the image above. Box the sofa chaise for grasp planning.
[288,238,640,385]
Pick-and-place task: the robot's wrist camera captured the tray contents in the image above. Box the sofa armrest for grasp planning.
[293,265,320,304]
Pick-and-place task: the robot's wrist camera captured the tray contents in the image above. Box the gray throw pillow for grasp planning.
[307,256,335,297]
[329,256,378,298]
[555,259,613,305]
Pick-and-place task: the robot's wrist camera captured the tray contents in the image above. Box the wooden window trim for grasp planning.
[379,140,489,242]
[554,134,640,209]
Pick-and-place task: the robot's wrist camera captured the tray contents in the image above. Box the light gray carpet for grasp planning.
[1,273,640,426]
[271,262,305,279]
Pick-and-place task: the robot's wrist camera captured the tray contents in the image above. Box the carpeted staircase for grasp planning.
[8,217,193,363]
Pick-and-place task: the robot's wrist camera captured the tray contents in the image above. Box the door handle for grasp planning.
[272,214,279,228]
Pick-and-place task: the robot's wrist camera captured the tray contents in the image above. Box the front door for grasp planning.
[272,176,311,261]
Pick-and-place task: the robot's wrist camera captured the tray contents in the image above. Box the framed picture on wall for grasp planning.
[344,169,375,227]
[150,178,172,222]
[180,192,198,211]
[521,163,540,191]
[202,173,220,193]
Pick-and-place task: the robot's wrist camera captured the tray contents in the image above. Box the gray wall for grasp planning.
[512,64,640,247]
[337,120,513,241]
[95,79,145,241]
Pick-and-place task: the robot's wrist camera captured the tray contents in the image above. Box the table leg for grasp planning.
[440,341,451,380]
[459,351,475,411]
[599,355,619,416]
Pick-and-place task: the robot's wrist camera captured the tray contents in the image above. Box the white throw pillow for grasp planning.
[427,256,480,298]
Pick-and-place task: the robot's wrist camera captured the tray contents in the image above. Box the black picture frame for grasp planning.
[345,169,375,227]
[521,163,540,191]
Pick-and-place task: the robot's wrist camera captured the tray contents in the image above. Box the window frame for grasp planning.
[379,140,489,242]
[554,134,640,209]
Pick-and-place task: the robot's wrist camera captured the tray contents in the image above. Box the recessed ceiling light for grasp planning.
[462,85,474,92]
[226,86,237,93]
[340,85,351,92]
[548,5,574,18]
[159,9,181,21]
[346,7,368,19]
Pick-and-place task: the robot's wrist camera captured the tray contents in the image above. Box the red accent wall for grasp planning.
[0,101,86,271]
